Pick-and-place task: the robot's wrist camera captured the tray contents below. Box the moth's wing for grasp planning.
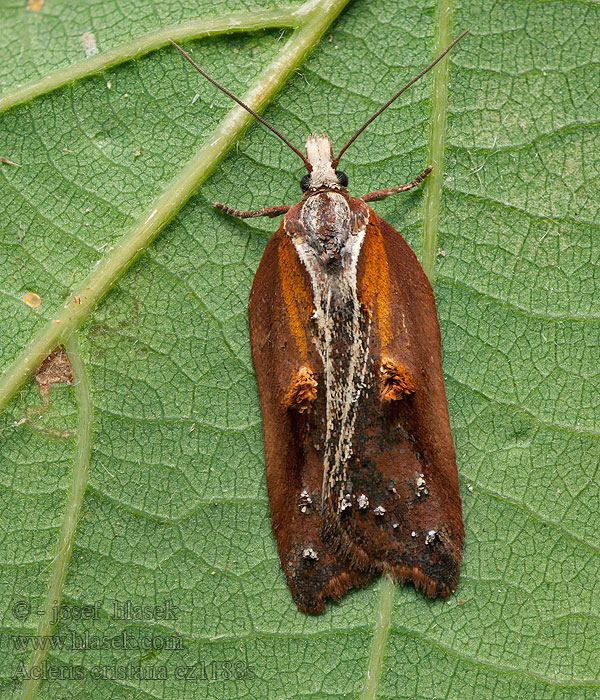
[334,210,464,598]
[248,219,374,614]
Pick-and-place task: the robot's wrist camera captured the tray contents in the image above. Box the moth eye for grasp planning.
[335,170,349,187]
[300,174,311,192]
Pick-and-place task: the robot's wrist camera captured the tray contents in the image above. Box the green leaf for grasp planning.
[0,0,598,698]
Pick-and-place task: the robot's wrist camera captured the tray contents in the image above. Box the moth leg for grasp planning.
[379,358,415,402]
[282,366,317,412]
[360,165,433,202]
[214,202,291,218]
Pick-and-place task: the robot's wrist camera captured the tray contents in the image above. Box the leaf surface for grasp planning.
[0,0,598,698]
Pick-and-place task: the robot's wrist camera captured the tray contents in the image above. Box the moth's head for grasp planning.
[301,135,348,193]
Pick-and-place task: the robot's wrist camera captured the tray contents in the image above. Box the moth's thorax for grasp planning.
[285,191,369,268]
[305,134,343,191]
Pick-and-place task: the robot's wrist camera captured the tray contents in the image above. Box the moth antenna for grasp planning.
[332,29,469,168]
[169,39,312,171]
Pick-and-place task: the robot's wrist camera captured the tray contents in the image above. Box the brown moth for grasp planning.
[171,31,467,615]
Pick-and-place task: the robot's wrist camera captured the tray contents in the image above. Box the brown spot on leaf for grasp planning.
[35,347,73,397]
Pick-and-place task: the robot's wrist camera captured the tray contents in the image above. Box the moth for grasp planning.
[171,32,466,615]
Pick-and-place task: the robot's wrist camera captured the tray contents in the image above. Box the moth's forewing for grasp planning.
[348,211,464,596]
[248,222,374,615]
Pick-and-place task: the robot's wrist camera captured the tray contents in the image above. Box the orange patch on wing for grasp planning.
[283,366,318,412]
[380,358,415,401]
[278,238,312,362]
[360,220,391,349]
